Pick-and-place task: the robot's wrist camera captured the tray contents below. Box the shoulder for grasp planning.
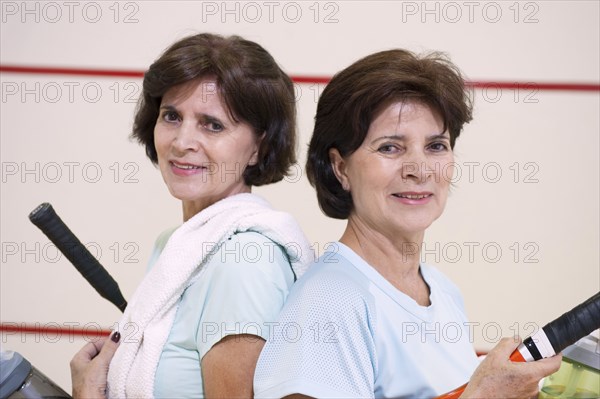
[213,230,290,268]
[205,230,294,286]
[228,230,284,249]
[283,249,375,322]
[298,243,374,291]
[301,249,366,285]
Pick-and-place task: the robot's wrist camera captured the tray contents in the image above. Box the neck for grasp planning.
[181,186,252,222]
[340,215,431,306]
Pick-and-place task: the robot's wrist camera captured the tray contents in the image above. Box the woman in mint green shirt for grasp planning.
[70,32,311,398]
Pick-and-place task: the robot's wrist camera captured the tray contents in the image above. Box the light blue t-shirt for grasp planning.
[254,242,479,398]
[148,228,295,398]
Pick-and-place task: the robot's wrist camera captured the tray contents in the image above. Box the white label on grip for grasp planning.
[530,329,556,358]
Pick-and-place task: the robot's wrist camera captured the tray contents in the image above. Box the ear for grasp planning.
[249,131,266,166]
[329,148,350,191]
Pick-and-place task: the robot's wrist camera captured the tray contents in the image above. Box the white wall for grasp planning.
[1,0,598,392]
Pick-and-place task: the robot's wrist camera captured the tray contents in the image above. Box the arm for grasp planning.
[70,331,121,399]
[201,334,265,398]
[460,337,562,399]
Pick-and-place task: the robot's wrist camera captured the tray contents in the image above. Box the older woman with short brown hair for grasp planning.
[70,33,311,398]
[254,49,561,398]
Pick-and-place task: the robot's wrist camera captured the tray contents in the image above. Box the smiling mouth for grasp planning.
[392,193,432,199]
[171,161,205,170]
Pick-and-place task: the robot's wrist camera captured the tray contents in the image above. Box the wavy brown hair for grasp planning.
[132,33,297,186]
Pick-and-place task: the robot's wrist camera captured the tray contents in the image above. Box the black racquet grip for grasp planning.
[543,291,600,354]
[29,203,127,312]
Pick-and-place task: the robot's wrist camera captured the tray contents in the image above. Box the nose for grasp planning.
[171,121,200,154]
[400,149,433,183]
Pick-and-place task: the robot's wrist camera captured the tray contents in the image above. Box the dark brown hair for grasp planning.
[306,49,473,219]
[132,33,297,186]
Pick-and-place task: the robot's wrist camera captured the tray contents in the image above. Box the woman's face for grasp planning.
[154,78,261,212]
[331,101,454,238]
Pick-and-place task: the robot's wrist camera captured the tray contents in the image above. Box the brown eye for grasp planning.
[206,121,224,132]
[378,144,400,154]
[162,110,180,122]
[428,142,449,152]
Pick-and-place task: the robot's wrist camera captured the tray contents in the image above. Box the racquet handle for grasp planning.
[29,203,127,312]
[436,291,600,399]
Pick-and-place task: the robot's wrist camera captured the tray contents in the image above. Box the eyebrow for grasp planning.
[428,133,450,141]
[371,133,450,144]
[159,105,226,123]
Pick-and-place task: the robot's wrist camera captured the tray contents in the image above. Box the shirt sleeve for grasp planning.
[195,231,294,359]
[254,265,377,399]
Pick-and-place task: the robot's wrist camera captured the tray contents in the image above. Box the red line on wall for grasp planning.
[1,322,111,338]
[0,65,144,78]
[466,81,600,92]
[1,64,599,92]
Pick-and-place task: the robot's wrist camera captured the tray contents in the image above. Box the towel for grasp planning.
[107,193,313,398]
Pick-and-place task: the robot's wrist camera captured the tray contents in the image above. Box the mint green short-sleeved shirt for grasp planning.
[148,229,295,398]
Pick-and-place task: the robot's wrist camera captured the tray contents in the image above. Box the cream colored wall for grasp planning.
[1,0,598,392]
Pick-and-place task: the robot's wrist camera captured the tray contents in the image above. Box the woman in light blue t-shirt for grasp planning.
[254,49,562,398]
[69,33,310,398]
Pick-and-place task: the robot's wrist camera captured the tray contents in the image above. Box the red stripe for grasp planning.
[1,322,111,338]
[1,64,599,92]
[290,75,331,84]
[466,81,600,92]
[0,65,144,78]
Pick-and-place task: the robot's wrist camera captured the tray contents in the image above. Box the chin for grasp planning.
[393,214,438,232]
[167,187,204,202]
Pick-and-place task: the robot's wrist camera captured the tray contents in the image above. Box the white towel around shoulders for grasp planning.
[107,193,313,398]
